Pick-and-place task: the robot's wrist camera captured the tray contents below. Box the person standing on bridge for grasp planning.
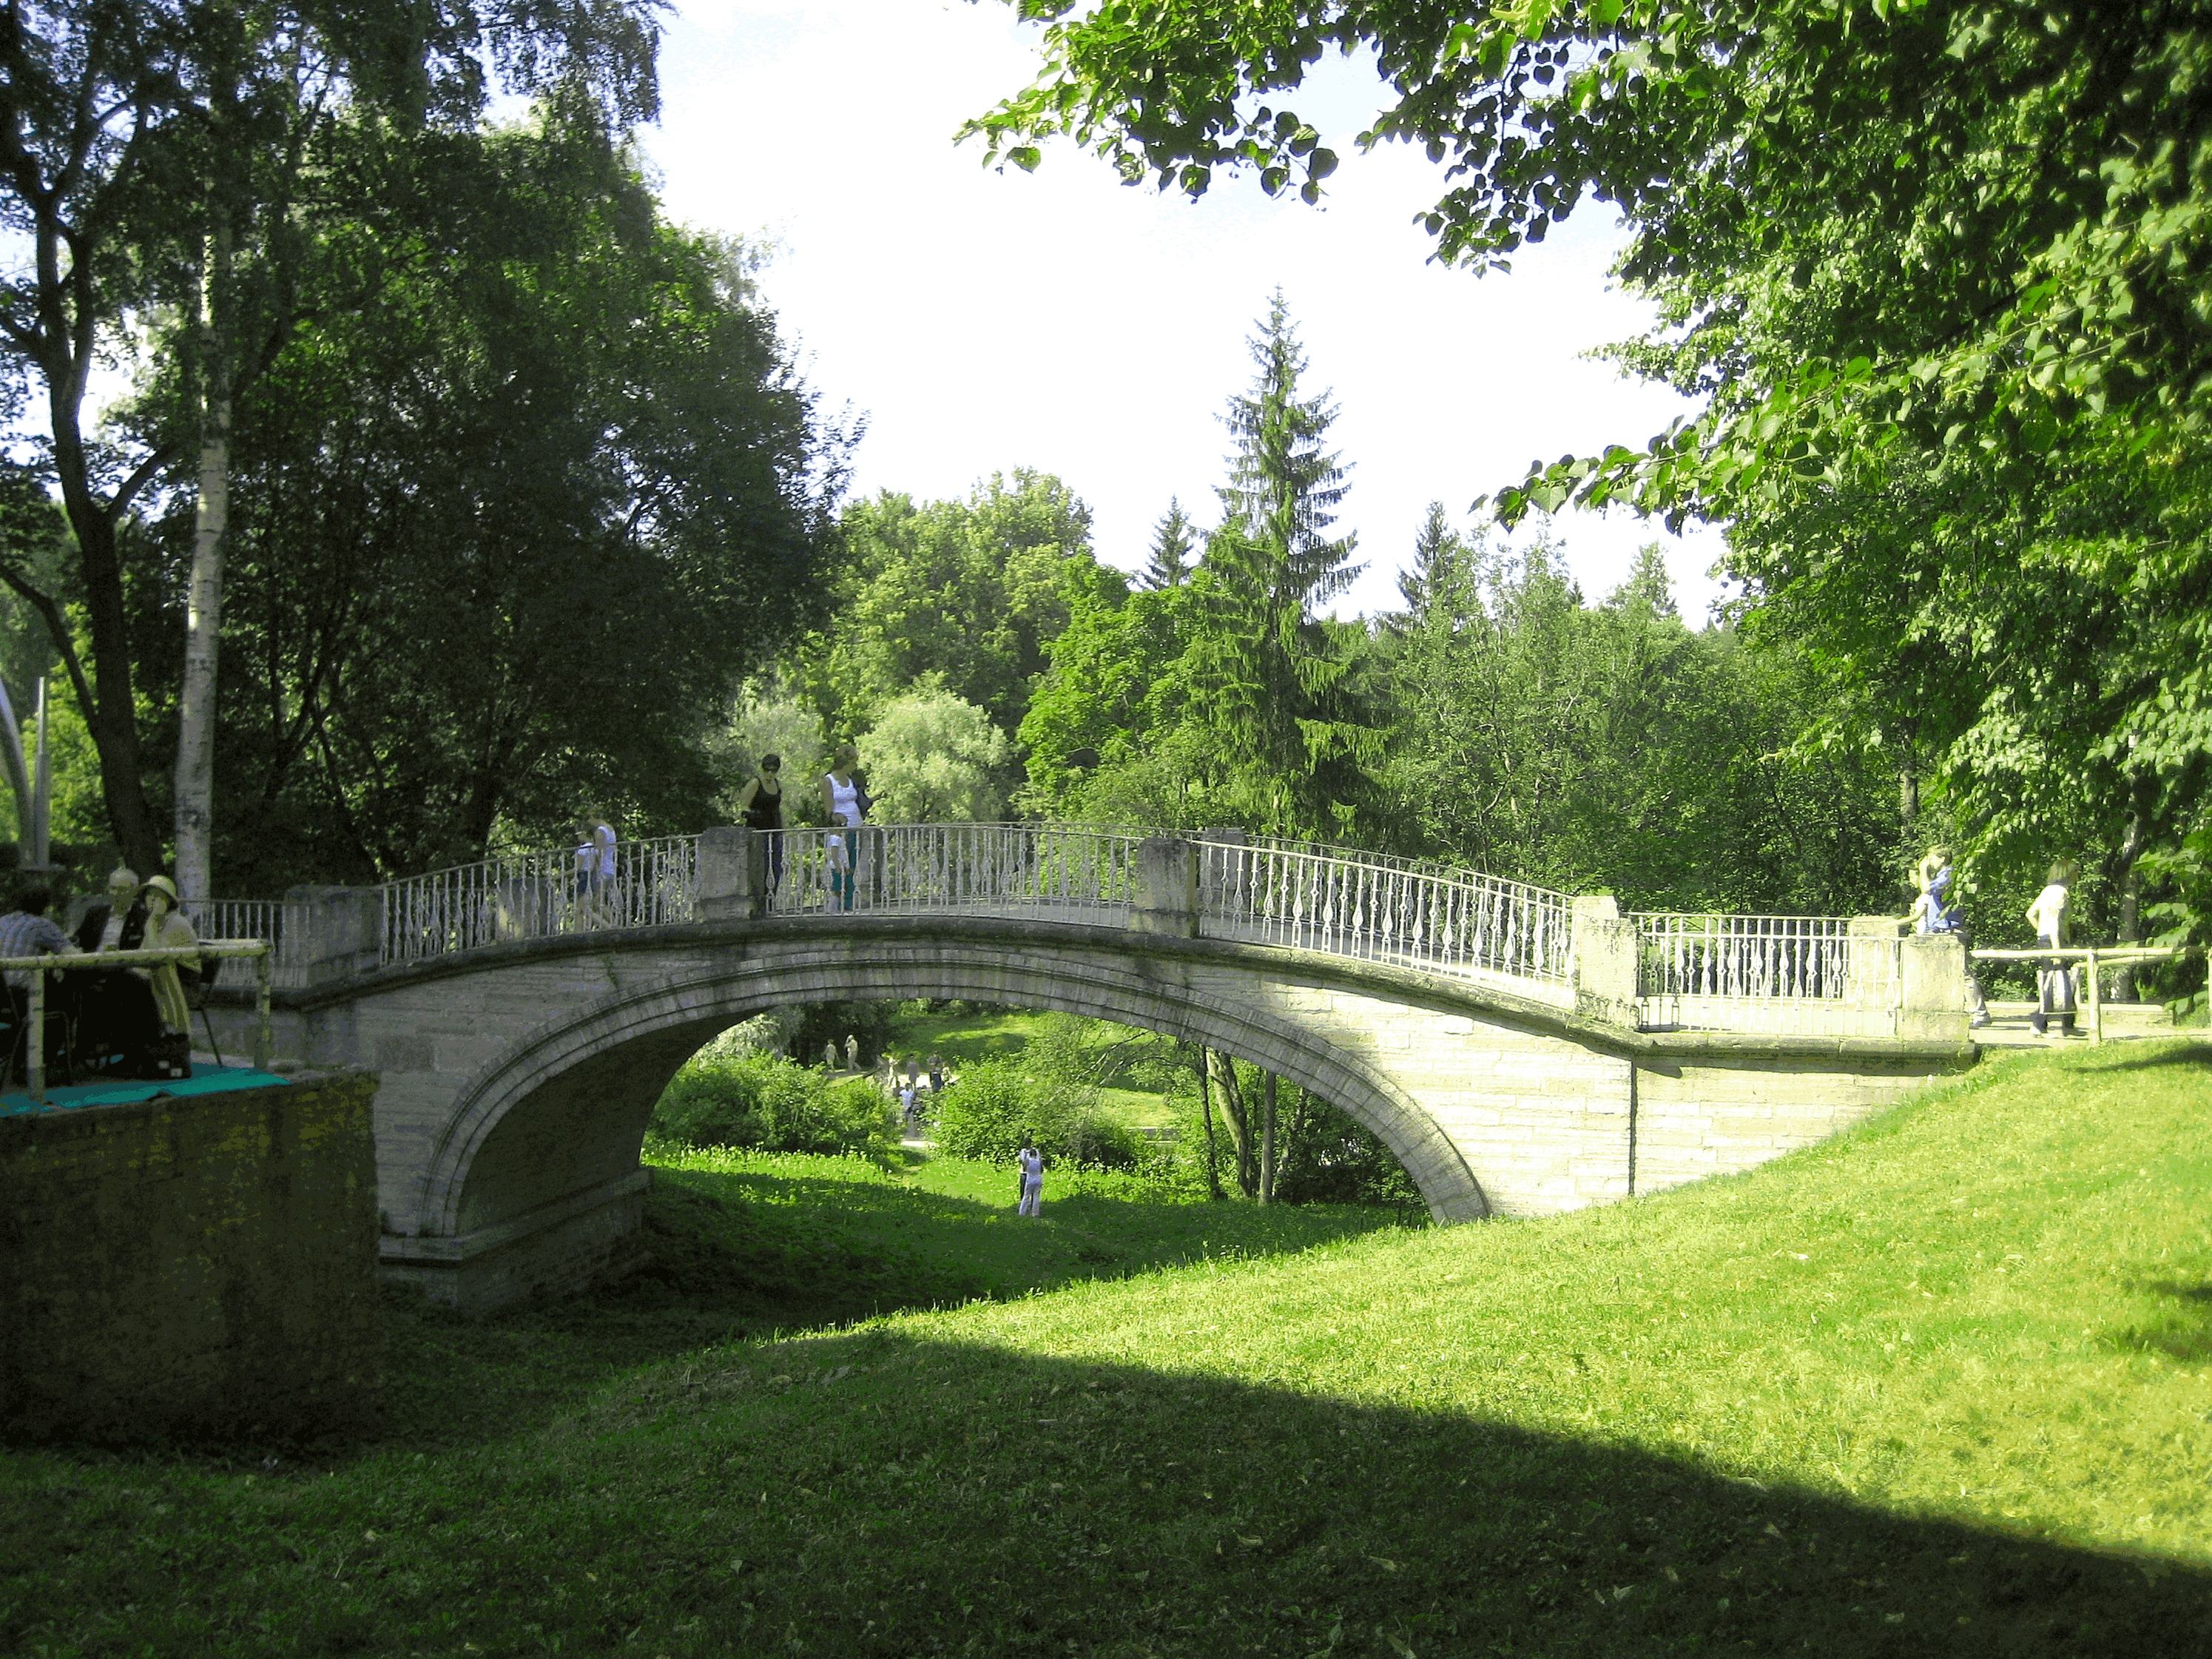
[1016,1134,1045,1217]
[575,814,618,923]
[822,744,867,912]
[2026,860,2080,1039]
[732,754,786,891]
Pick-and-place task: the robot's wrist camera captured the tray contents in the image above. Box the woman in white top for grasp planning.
[820,743,865,911]
[2026,859,2078,1037]
[1016,1135,1045,1217]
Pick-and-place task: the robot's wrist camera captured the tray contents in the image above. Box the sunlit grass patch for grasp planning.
[3,1041,2208,1657]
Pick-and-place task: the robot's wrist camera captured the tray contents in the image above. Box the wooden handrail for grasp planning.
[8,938,273,1103]
[1965,943,2202,1045]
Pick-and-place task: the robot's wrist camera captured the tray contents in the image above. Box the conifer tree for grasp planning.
[1141,497,1194,590]
[1398,501,1466,613]
[1193,292,1378,835]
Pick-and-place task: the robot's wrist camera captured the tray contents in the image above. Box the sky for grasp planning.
[638,1,1732,622]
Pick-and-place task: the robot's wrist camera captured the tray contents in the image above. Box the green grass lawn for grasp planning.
[887,1007,1051,1070]
[886,1008,1181,1128]
[634,1143,1412,1334]
[4,1042,2211,1656]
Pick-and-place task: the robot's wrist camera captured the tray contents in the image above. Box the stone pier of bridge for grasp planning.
[206,832,1979,1311]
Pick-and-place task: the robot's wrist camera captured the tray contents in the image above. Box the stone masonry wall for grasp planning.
[0,1071,383,1443]
[1631,1051,1944,1196]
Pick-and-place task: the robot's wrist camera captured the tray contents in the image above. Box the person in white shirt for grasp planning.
[575,814,617,923]
[2025,860,2079,1037]
[1016,1135,1045,1217]
[820,744,866,912]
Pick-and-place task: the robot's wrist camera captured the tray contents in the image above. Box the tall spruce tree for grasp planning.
[1141,497,1194,590]
[1398,501,1466,613]
[1194,292,1378,835]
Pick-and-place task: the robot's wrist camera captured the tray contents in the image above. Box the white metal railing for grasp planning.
[766,822,1147,920]
[1636,912,1853,1001]
[203,823,1577,993]
[1198,838,1573,983]
[380,834,699,968]
[184,900,308,992]
[1633,912,1904,1034]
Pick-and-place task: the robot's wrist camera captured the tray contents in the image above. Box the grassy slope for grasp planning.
[643,1146,1406,1324]
[4,1043,2211,1658]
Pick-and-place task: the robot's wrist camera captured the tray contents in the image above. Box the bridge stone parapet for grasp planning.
[200,907,1976,1313]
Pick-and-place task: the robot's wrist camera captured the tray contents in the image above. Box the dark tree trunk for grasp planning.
[50,403,165,877]
[1196,1046,1224,1200]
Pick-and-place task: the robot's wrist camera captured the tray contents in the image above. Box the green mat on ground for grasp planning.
[0,1063,289,1117]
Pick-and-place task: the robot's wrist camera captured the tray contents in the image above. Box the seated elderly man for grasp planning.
[0,883,79,1083]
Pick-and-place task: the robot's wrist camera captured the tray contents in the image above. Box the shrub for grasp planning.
[652,1056,765,1150]
[931,1057,1139,1171]
[769,1075,897,1158]
[928,1059,1036,1163]
[651,1051,894,1157]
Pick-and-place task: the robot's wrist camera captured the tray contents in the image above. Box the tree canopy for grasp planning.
[798,470,1116,744]
[0,0,664,873]
[120,108,848,889]
[970,0,2212,946]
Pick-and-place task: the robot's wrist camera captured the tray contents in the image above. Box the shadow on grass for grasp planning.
[11,1329,2206,1658]
[2068,1040,2212,1074]
[566,1332,2212,1658]
[378,1163,1404,1453]
[2112,1280,2212,1362]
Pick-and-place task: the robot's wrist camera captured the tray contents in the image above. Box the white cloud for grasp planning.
[643,1,1731,619]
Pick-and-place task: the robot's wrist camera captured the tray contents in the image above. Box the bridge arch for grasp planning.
[411,930,1492,1251]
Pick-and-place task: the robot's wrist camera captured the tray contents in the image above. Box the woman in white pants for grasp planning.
[2026,860,2079,1037]
[1016,1137,1045,1217]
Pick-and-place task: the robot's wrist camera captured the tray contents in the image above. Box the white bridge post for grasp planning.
[695,826,766,921]
[1130,835,1198,938]
[1898,933,1971,1043]
[1568,895,1639,1027]
[286,886,384,984]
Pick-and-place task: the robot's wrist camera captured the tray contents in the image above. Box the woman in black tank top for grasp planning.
[734,754,785,889]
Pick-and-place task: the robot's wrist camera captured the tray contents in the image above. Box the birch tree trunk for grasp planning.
[175,219,235,903]
[1196,1047,1223,1199]
[1207,1046,1255,1198]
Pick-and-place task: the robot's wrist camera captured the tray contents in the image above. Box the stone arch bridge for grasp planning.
[207,825,1975,1310]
